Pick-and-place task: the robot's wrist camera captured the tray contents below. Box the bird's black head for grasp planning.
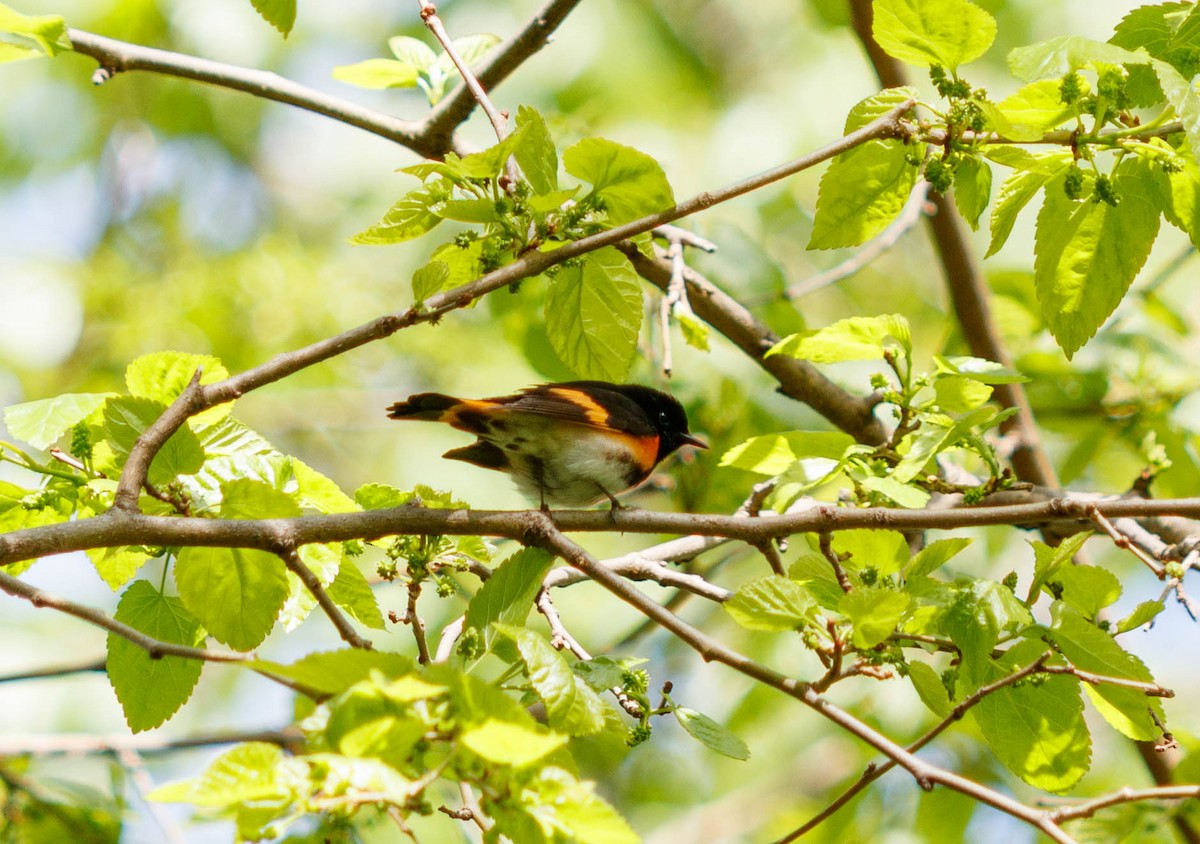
[614,385,707,461]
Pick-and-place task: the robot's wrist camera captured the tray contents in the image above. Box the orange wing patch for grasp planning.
[440,398,501,433]
[548,387,610,427]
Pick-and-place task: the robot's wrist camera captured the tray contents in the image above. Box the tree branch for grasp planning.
[281,549,374,650]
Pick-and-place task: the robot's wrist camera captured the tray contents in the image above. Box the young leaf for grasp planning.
[247,649,414,698]
[500,625,607,737]
[1007,36,1150,82]
[150,742,290,806]
[1033,156,1161,358]
[432,33,501,81]
[933,355,1029,384]
[907,660,952,717]
[327,556,387,630]
[174,546,287,651]
[0,3,70,59]
[125,350,232,425]
[1115,600,1165,634]
[933,374,993,412]
[562,137,675,225]
[719,431,855,475]
[388,35,437,70]
[769,314,912,362]
[839,587,910,649]
[993,79,1077,137]
[972,646,1091,792]
[332,58,419,89]
[952,156,991,230]
[545,247,642,380]
[906,537,972,579]
[788,554,847,610]
[724,575,818,631]
[808,140,918,249]
[872,0,996,69]
[351,184,446,245]
[674,708,751,760]
[103,397,205,486]
[831,529,910,576]
[858,474,930,508]
[844,86,919,132]
[411,260,451,303]
[465,547,555,651]
[986,152,1072,256]
[514,105,559,194]
[107,580,205,732]
[1049,604,1164,740]
[87,545,150,591]
[1152,59,1200,168]
[1110,2,1200,76]
[249,0,295,36]
[460,718,567,766]
[4,392,113,450]
[1054,564,1122,619]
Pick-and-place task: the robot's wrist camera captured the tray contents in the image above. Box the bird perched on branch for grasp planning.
[386,381,705,509]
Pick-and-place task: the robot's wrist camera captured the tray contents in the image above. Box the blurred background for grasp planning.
[2,0,1200,841]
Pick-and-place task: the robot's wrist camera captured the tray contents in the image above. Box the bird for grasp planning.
[386,381,705,509]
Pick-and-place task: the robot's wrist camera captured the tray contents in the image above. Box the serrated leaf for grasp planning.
[150,742,289,806]
[1116,600,1166,634]
[973,644,1091,792]
[1050,604,1164,740]
[174,546,286,651]
[1028,532,1092,601]
[986,152,1073,257]
[719,431,854,475]
[563,137,674,225]
[502,625,607,737]
[352,185,445,245]
[103,396,205,486]
[460,718,567,766]
[676,313,710,351]
[1007,36,1151,82]
[724,575,818,631]
[465,548,554,652]
[1055,564,1122,619]
[332,58,419,89]
[872,0,995,69]
[908,660,952,717]
[933,374,993,412]
[1033,156,1160,358]
[1111,2,1200,78]
[388,35,437,69]
[1152,59,1200,169]
[248,650,414,698]
[249,0,295,36]
[844,86,919,133]
[674,708,750,760]
[832,529,909,576]
[545,247,642,380]
[859,474,930,508]
[432,33,501,80]
[412,260,451,303]
[515,105,558,194]
[769,314,911,362]
[107,580,205,732]
[125,350,232,426]
[808,138,917,249]
[907,537,972,579]
[839,587,910,649]
[87,545,150,590]
[994,80,1077,138]
[933,356,1029,384]
[327,556,386,631]
[787,553,847,610]
[4,392,113,450]
[0,3,70,57]
[952,156,991,230]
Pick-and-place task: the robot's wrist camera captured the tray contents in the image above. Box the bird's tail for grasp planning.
[386,393,460,421]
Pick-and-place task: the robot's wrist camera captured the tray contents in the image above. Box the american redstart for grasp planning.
[386,381,706,509]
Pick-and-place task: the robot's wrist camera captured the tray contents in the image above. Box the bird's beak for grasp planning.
[681,433,708,449]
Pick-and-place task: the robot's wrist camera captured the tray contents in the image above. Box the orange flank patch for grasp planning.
[548,387,610,427]
[611,429,660,475]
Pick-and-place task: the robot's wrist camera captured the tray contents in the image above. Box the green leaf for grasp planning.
[332,58,419,89]
[87,545,150,590]
[933,355,1029,384]
[502,625,607,737]
[844,86,919,132]
[674,707,750,760]
[1054,564,1122,619]
[103,396,205,486]
[125,350,232,426]
[1050,604,1164,740]
[1034,156,1161,358]
[248,650,414,698]
[676,313,710,351]
[724,575,818,631]
[1111,2,1200,77]
[993,80,1077,139]
[788,553,847,610]
[933,374,993,412]
[973,642,1091,792]
[388,35,437,70]
[325,680,430,762]
[174,546,287,651]
[858,474,930,508]
[545,247,642,380]
[985,152,1073,257]
[1116,600,1166,634]
[1152,59,1200,169]
[907,537,972,579]
[808,138,918,249]
[327,556,386,630]
[832,529,909,576]
[719,431,854,475]
[769,314,912,362]
[465,547,555,652]
[0,3,70,58]
[249,0,295,35]
[107,580,205,732]
[839,587,910,649]
[4,392,113,450]
[563,137,675,225]
[412,260,451,303]
[351,184,446,245]
[1028,532,1092,601]
[515,105,559,194]
[872,0,996,69]
[150,742,291,806]
[952,156,991,230]
[460,718,567,766]
[908,660,952,717]
[1007,36,1150,82]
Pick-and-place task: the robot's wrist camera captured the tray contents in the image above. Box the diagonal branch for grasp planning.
[280,549,374,650]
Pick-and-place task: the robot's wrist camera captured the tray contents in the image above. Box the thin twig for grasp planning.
[1090,506,1165,577]
[280,549,374,650]
[0,658,107,683]
[405,580,431,664]
[1048,785,1200,823]
[115,748,187,844]
[0,570,247,662]
[0,729,300,757]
